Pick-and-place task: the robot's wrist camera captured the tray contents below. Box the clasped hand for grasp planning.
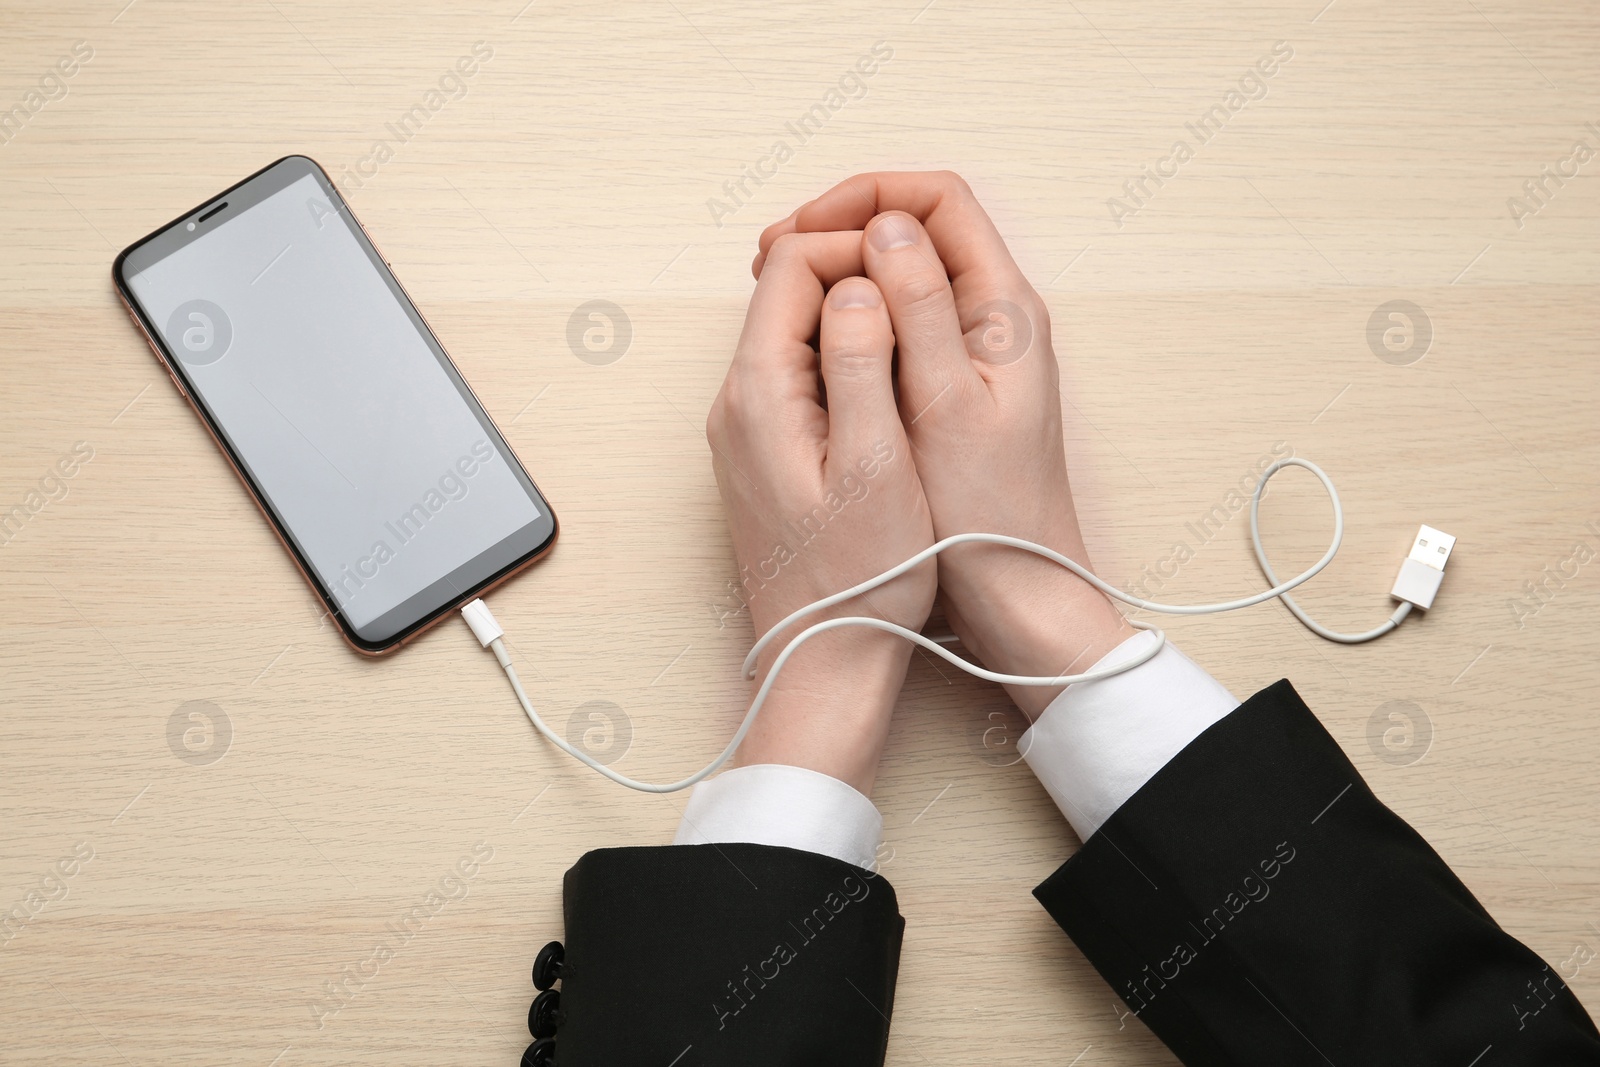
[708,172,1134,794]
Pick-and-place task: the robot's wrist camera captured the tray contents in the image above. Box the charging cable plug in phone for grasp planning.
[461,599,510,667]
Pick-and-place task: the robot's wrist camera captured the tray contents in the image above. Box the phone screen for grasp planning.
[115,156,556,651]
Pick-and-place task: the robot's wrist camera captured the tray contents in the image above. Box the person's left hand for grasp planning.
[707,231,936,794]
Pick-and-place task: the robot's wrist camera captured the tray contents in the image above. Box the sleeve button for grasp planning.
[521,1036,556,1066]
[532,940,565,991]
[528,988,560,1038]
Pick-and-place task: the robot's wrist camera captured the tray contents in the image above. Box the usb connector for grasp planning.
[461,598,504,646]
[1391,525,1456,610]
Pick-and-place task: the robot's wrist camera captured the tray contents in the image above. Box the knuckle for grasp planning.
[824,330,886,370]
[705,392,726,443]
[934,170,974,199]
[721,373,762,428]
[1028,292,1052,331]
[719,383,744,428]
[887,268,952,319]
[765,232,807,269]
[710,375,752,435]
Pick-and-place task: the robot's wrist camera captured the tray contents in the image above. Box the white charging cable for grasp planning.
[462,457,1456,793]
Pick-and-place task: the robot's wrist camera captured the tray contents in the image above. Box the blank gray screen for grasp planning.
[126,174,541,630]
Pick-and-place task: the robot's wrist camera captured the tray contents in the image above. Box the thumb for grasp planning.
[818,277,901,460]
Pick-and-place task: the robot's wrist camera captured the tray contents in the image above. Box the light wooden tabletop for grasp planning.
[3,2,1599,1064]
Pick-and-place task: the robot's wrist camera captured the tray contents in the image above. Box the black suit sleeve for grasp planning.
[1034,679,1600,1065]
[529,843,903,1066]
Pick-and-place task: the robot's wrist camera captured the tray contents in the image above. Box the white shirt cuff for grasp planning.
[672,763,883,870]
[1020,629,1239,841]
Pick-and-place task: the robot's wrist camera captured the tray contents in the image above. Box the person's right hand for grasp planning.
[756,172,1136,719]
[708,230,936,794]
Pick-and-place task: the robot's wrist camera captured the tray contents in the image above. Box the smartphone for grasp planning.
[113,155,557,655]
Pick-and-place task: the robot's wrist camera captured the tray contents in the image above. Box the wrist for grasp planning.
[946,564,1136,720]
[998,595,1136,719]
[731,627,911,794]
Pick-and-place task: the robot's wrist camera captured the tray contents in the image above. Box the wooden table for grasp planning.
[3,2,1598,1063]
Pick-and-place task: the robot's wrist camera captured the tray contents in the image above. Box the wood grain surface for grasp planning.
[2,2,1598,1063]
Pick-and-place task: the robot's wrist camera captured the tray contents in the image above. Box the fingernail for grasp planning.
[869,214,916,251]
[829,278,881,309]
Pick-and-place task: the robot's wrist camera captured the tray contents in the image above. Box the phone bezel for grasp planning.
[112,154,558,656]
